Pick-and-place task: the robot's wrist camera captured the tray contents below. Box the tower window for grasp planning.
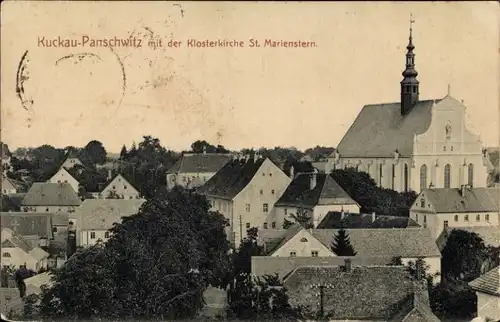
[412,86,417,93]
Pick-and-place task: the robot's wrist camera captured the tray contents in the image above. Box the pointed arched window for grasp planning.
[444,164,451,188]
[468,163,474,187]
[420,165,427,191]
[404,164,409,192]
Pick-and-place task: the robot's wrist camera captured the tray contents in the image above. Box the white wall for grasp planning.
[101,175,140,199]
[167,172,217,190]
[1,247,40,271]
[61,158,83,169]
[78,229,111,246]
[401,256,441,284]
[271,229,334,258]
[476,292,500,321]
[49,168,79,192]
[24,206,77,213]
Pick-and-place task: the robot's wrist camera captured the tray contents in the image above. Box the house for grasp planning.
[269,169,360,228]
[325,24,489,193]
[469,266,500,322]
[60,149,84,169]
[1,176,17,195]
[436,226,500,251]
[410,186,500,240]
[97,173,140,199]
[259,226,442,283]
[72,199,145,246]
[196,153,291,247]
[1,229,49,271]
[3,271,53,318]
[21,182,82,213]
[0,212,56,245]
[1,142,12,174]
[166,152,233,190]
[283,262,440,321]
[48,167,80,193]
[317,211,420,229]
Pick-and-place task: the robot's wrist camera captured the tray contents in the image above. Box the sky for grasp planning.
[1,2,498,152]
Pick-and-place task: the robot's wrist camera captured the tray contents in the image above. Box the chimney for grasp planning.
[203,146,207,154]
[394,149,399,162]
[460,185,466,196]
[107,169,113,180]
[372,212,376,223]
[253,152,259,162]
[289,165,295,178]
[310,170,318,190]
[344,259,352,272]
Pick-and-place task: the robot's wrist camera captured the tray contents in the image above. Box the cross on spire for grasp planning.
[448,84,451,96]
[410,13,415,38]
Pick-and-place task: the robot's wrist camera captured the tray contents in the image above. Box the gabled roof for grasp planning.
[335,97,458,158]
[100,173,140,194]
[28,247,49,262]
[420,187,499,213]
[284,265,425,320]
[0,212,54,238]
[311,228,441,258]
[49,167,79,183]
[196,157,268,200]
[167,153,233,174]
[21,182,82,206]
[317,212,420,229]
[74,199,145,230]
[469,266,500,296]
[1,231,33,253]
[275,173,358,208]
[260,224,304,255]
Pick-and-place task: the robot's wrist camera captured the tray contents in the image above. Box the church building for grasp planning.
[326,19,489,193]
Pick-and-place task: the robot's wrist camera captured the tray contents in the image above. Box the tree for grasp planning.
[190,140,229,154]
[119,145,127,160]
[441,229,489,282]
[288,207,313,229]
[388,256,403,266]
[82,140,107,165]
[38,187,231,320]
[330,228,356,256]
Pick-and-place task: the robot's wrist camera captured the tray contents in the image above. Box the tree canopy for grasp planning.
[331,168,417,216]
[190,140,230,154]
[38,186,231,320]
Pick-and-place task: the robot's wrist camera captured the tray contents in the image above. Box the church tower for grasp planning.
[401,14,419,115]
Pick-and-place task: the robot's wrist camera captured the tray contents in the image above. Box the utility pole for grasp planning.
[310,282,333,318]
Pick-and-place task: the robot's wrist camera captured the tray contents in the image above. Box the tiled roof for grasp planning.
[317,212,420,229]
[421,187,499,213]
[1,194,24,211]
[334,97,463,158]
[22,183,82,206]
[28,247,49,262]
[167,153,233,174]
[284,265,418,320]
[259,224,304,255]
[437,227,500,250]
[2,176,17,191]
[251,255,394,278]
[1,232,33,253]
[23,272,54,294]
[275,173,358,208]
[196,157,268,200]
[52,212,69,226]
[0,212,54,238]
[469,266,500,296]
[74,199,145,230]
[312,228,441,258]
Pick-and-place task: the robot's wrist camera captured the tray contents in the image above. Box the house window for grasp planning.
[105,232,110,238]
[271,189,275,195]
[420,198,425,208]
[112,185,116,189]
[90,232,96,239]
[476,214,480,222]
[46,208,49,212]
[52,227,58,233]
[444,164,451,188]
[271,222,276,229]
[486,214,490,221]
[269,173,272,177]
[246,223,250,229]
[420,165,427,191]
[468,164,474,187]
[263,203,269,212]
[416,214,419,222]
[454,215,458,222]
[464,215,469,222]
[423,215,427,223]
[311,251,319,257]
[124,185,127,189]
[260,190,263,195]
[264,223,268,229]
[245,204,250,212]
[443,221,448,228]
[300,237,308,242]
[379,164,383,186]
[262,173,265,176]
[284,208,288,215]
[451,146,454,151]
[57,180,61,183]
[443,146,446,151]
[404,164,409,192]
[290,251,296,257]
[64,180,68,183]
[2,252,11,258]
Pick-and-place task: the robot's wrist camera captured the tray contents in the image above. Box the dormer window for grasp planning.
[420,199,425,208]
